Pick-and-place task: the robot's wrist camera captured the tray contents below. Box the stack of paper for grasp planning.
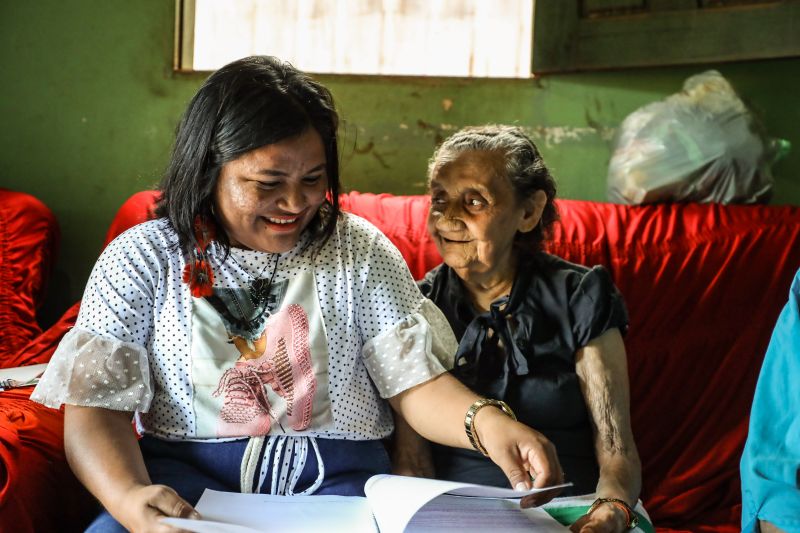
[163,474,571,532]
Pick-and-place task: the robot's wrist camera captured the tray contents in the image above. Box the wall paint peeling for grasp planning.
[527,125,616,148]
[2,0,799,310]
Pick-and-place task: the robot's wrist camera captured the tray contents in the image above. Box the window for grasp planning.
[175,0,535,78]
[533,0,800,73]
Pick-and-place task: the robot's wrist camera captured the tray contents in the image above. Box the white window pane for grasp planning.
[189,0,533,78]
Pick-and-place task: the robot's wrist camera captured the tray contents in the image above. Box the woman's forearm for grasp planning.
[575,328,642,505]
[388,372,484,449]
[595,449,641,504]
[389,372,563,499]
[64,405,149,516]
[388,373,537,471]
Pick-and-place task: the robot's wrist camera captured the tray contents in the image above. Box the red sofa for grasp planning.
[0,190,94,532]
[3,189,800,532]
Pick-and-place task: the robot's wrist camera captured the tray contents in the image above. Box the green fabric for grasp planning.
[544,505,655,533]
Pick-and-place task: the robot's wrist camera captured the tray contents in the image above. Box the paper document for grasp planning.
[163,474,570,532]
[0,363,47,391]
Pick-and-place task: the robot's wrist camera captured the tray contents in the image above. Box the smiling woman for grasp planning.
[395,125,644,533]
[427,148,545,306]
[30,58,565,533]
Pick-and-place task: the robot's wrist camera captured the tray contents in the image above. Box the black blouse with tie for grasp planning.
[419,252,629,496]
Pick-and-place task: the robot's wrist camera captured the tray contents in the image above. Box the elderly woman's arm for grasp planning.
[571,328,641,533]
[388,372,563,507]
[390,413,435,477]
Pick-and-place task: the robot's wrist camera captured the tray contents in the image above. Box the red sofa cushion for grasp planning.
[343,195,800,532]
[12,190,800,532]
[102,190,160,248]
[549,201,800,532]
[0,386,93,531]
[0,189,154,530]
[0,189,59,365]
[0,190,93,531]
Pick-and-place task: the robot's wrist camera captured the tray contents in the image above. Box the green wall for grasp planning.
[2,1,799,315]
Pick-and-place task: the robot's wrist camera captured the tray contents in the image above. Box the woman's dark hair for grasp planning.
[427,124,559,253]
[156,55,341,259]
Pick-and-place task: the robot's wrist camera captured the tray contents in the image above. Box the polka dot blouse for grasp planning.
[32,214,457,441]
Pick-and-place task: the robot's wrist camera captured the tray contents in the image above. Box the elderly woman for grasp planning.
[395,125,642,532]
[31,61,564,532]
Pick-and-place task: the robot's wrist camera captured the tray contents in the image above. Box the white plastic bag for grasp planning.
[607,70,786,204]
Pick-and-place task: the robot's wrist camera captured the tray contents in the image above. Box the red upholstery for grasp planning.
[0,190,91,531]
[0,386,92,532]
[339,193,440,280]
[340,193,800,532]
[0,191,158,531]
[6,190,800,532]
[0,189,59,364]
[103,190,160,247]
[548,201,800,533]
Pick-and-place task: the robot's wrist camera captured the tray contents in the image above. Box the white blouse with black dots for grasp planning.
[32,213,457,441]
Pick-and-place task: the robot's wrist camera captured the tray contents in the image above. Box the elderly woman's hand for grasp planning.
[569,501,629,533]
[475,406,564,508]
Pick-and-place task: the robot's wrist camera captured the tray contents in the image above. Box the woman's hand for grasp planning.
[388,373,563,507]
[65,405,199,531]
[474,406,564,508]
[569,501,628,533]
[115,483,200,533]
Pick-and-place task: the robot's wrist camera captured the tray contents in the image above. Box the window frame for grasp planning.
[533,0,800,73]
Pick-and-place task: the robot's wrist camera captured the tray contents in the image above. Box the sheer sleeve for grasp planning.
[31,225,161,411]
[30,328,153,411]
[569,265,629,347]
[350,217,457,397]
[362,299,457,398]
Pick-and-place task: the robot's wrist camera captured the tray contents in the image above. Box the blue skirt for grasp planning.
[86,435,391,532]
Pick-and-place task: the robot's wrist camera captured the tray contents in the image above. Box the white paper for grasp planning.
[0,363,47,390]
[164,490,377,533]
[365,475,570,533]
[161,517,263,533]
[157,475,570,533]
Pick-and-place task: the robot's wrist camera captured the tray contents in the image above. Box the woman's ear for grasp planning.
[518,190,547,233]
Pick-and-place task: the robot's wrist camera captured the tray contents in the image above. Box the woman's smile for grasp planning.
[261,212,305,232]
[441,236,472,244]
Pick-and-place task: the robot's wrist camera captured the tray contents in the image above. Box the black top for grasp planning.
[419,252,628,495]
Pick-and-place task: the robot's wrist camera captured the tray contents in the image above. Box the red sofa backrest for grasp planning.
[342,193,800,532]
[548,200,800,531]
[0,189,59,365]
[19,190,800,532]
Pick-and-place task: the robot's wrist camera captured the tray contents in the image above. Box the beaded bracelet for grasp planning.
[587,497,639,529]
[464,398,516,456]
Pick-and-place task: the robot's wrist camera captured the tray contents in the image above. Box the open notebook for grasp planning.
[162,474,571,532]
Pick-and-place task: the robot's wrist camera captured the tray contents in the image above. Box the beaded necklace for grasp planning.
[182,218,281,340]
[227,250,280,319]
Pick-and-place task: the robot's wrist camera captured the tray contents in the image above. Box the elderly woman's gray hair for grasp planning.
[428,124,559,252]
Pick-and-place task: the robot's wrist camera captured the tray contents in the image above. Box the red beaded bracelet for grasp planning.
[587,497,639,529]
